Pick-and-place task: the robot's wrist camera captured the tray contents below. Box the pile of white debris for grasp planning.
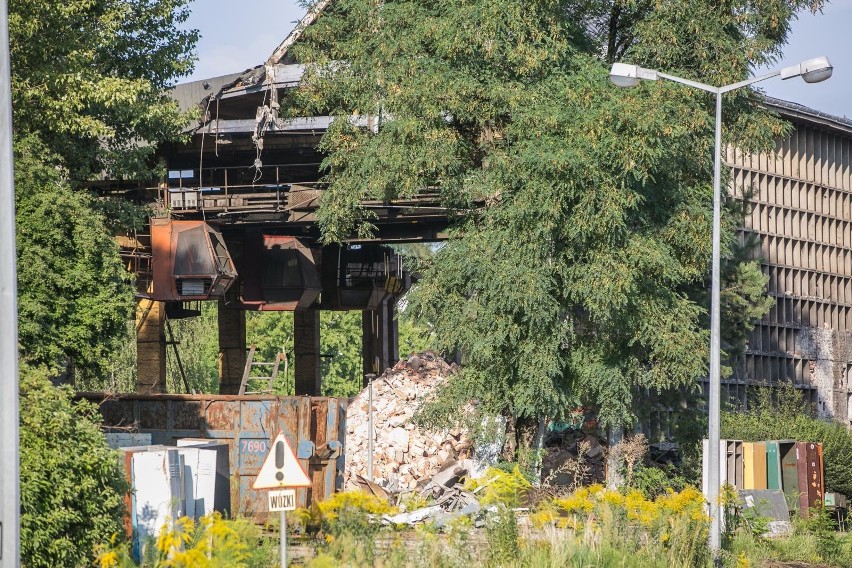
[344,352,476,493]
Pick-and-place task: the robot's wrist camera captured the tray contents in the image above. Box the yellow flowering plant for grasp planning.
[465,465,532,507]
[531,485,710,567]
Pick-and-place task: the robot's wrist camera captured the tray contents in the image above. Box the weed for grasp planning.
[466,465,531,507]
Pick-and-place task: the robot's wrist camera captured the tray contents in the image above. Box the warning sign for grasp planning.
[252,433,311,490]
[268,489,296,512]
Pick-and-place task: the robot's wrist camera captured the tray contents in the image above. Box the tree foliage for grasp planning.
[15,135,135,380]
[10,0,198,380]
[19,363,129,568]
[9,0,198,180]
[292,0,818,426]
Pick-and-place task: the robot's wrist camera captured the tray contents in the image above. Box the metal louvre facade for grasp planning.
[726,99,852,424]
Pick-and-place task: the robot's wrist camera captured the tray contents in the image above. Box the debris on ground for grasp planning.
[345,352,473,493]
[539,424,607,490]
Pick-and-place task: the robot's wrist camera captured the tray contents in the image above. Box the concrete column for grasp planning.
[218,300,247,395]
[136,298,166,393]
[386,298,399,365]
[294,310,321,395]
[361,298,399,386]
[362,309,378,382]
[606,426,625,489]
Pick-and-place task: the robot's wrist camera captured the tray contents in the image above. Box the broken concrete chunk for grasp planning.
[384,505,443,525]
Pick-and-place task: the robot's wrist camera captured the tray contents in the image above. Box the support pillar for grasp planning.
[294,310,321,395]
[136,298,166,393]
[361,298,399,386]
[218,300,246,395]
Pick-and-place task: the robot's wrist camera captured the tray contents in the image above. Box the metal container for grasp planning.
[80,393,347,517]
[149,219,237,301]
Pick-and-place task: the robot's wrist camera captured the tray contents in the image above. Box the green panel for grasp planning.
[766,441,782,490]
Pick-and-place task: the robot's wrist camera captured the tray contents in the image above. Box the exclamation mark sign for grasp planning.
[275,440,285,482]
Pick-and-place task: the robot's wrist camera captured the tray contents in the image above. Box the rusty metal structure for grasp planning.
[120,7,450,397]
[128,36,852,410]
[96,9,852,509]
[80,392,346,514]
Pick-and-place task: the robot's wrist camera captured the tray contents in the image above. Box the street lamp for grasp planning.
[609,56,832,554]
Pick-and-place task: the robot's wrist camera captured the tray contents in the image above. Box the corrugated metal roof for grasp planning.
[762,95,852,136]
[170,72,245,112]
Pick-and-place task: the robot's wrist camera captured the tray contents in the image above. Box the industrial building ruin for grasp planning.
[727,97,852,425]
[102,6,852,430]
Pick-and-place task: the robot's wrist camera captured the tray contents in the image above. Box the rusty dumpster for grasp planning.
[78,393,347,517]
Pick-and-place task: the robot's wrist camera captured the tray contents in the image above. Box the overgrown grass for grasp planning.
[722,507,852,568]
[96,488,852,567]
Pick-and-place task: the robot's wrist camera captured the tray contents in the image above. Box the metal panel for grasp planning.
[796,441,813,516]
[79,393,347,518]
[766,441,780,490]
[743,442,756,489]
[780,442,798,492]
[805,442,825,511]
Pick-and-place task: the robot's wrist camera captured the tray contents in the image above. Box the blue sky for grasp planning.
[184,1,849,118]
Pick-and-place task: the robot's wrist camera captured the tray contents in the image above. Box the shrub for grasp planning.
[313,490,397,564]
[95,513,274,568]
[465,465,531,507]
[20,364,129,568]
[629,463,691,499]
[485,507,519,563]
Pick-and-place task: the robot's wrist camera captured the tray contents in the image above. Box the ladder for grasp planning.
[238,345,287,395]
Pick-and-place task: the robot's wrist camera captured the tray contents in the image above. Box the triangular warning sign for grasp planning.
[253,433,311,489]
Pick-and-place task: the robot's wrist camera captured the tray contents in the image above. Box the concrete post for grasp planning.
[136,298,167,393]
[606,426,625,489]
[218,300,247,394]
[294,310,321,395]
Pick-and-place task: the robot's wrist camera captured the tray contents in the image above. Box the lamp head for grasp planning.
[801,56,833,83]
[609,62,641,88]
[780,56,833,84]
[609,62,659,88]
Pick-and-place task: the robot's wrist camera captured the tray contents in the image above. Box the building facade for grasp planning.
[727,97,852,425]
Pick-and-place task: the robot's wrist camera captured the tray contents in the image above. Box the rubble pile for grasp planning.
[345,352,471,492]
[540,425,607,488]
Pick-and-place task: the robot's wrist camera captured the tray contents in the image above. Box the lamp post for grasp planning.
[0,2,18,567]
[609,57,833,554]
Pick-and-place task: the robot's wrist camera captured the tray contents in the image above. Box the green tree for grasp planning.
[19,363,129,568]
[320,310,363,397]
[9,0,198,181]
[10,0,199,382]
[15,135,135,381]
[292,0,813,428]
